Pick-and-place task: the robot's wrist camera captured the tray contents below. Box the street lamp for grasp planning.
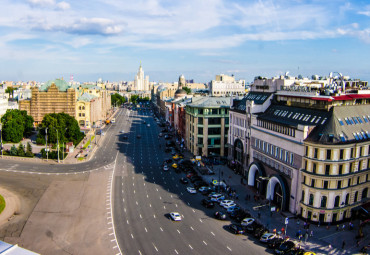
[52,127,60,163]
[258,176,273,230]
[0,123,3,158]
[45,128,48,161]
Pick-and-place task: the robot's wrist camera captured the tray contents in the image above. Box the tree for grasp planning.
[26,142,33,157]
[111,93,126,106]
[5,87,14,98]
[130,95,139,104]
[9,145,17,156]
[17,143,25,157]
[182,87,191,94]
[1,109,34,142]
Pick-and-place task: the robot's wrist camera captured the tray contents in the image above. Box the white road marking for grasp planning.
[199,219,203,223]
[175,204,178,207]
[127,220,129,224]
[136,201,138,205]
[153,214,156,218]
[152,243,158,252]
[190,226,194,231]
[147,194,149,198]
[159,196,162,200]
[174,249,178,254]
[140,214,142,219]
[188,244,193,250]
[160,227,163,232]
[145,227,148,233]
[211,231,215,236]
[192,209,195,212]
[131,234,134,239]
[203,240,207,245]
[227,246,232,251]
[177,229,180,234]
[149,204,152,208]
[163,206,166,209]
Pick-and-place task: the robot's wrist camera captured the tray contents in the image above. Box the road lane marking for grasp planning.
[174,249,178,254]
[140,214,142,219]
[127,220,129,224]
[190,226,194,231]
[227,246,232,251]
[145,227,148,232]
[192,209,195,213]
[188,244,193,250]
[203,240,207,245]
[199,219,203,223]
[131,234,134,239]
[211,231,215,236]
[177,229,180,234]
[136,201,138,205]
[153,214,156,218]
[160,227,163,231]
[152,243,158,252]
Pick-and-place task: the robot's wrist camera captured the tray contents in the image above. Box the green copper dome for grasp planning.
[39,79,71,92]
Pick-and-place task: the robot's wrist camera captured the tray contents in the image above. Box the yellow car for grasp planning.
[173,154,183,160]
[172,163,178,168]
[304,252,316,255]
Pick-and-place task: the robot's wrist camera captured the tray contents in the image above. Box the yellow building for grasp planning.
[301,105,370,223]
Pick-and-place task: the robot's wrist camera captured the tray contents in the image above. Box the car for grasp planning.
[136,135,141,139]
[224,203,237,209]
[227,206,242,214]
[170,212,182,221]
[172,163,178,168]
[220,200,235,208]
[228,224,245,235]
[210,194,225,202]
[201,199,215,208]
[173,154,183,160]
[122,135,128,140]
[254,227,268,239]
[198,186,211,192]
[180,177,189,184]
[163,165,169,171]
[260,233,276,243]
[159,133,163,137]
[214,211,227,220]
[267,236,286,249]
[241,218,255,227]
[245,222,263,233]
[120,130,125,133]
[147,124,150,127]
[200,187,213,195]
[275,241,296,254]
[75,153,81,158]
[187,187,197,194]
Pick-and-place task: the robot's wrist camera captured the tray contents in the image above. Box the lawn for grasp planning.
[0,195,5,214]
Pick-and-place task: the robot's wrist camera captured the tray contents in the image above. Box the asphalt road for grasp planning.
[112,108,268,255]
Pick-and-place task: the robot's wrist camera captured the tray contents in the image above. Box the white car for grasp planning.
[260,233,276,243]
[210,194,225,202]
[198,186,210,192]
[147,124,150,127]
[187,187,197,194]
[220,200,235,207]
[223,203,237,209]
[120,130,125,133]
[241,218,255,227]
[170,212,182,221]
[163,165,169,171]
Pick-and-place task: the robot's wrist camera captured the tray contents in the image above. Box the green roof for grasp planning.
[40,79,71,92]
[78,93,97,102]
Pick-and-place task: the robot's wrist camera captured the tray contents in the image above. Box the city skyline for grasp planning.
[1,0,370,83]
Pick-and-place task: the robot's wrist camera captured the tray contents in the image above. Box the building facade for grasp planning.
[185,97,230,157]
[134,64,150,91]
[210,74,246,97]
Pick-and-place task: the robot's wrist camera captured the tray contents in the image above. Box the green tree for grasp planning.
[182,87,191,94]
[17,143,25,157]
[26,142,33,157]
[9,145,17,156]
[1,109,34,142]
[130,95,139,104]
[5,87,14,98]
[111,93,127,106]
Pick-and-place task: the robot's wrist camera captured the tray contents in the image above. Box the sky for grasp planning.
[1,0,370,83]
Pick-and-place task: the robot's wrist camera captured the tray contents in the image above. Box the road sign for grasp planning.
[285,217,289,225]
[271,206,276,212]
[212,180,217,185]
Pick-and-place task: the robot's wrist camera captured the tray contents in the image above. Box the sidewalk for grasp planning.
[205,163,368,254]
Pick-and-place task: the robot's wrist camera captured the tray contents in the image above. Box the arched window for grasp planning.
[309,194,314,206]
[345,194,349,205]
[334,196,340,208]
[362,188,368,200]
[354,191,358,202]
[320,196,327,208]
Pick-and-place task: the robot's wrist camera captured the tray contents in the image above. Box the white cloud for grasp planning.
[28,0,55,7]
[56,1,70,10]
[358,11,370,17]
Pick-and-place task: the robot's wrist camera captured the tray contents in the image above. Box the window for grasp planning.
[314,148,318,159]
[337,180,342,189]
[326,149,331,160]
[301,191,305,203]
[198,137,203,144]
[312,163,317,174]
[325,165,330,175]
[305,146,309,157]
[311,179,315,188]
[345,194,349,205]
[198,118,203,124]
[320,196,327,208]
[339,149,344,160]
[334,196,340,207]
[362,188,368,199]
[309,194,314,206]
[354,191,358,202]
[198,127,203,135]
[323,181,328,189]
[339,165,343,175]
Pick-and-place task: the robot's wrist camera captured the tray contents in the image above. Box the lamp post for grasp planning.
[45,128,48,161]
[53,128,60,163]
[0,123,3,158]
[259,176,272,230]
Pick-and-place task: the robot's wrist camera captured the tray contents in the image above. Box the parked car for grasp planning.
[254,227,269,239]
[241,218,255,227]
[220,200,235,208]
[228,224,245,235]
[274,241,296,254]
[201,199,215,208]
[267,236,285,249]
[260,233,276,243]
[163,165,169,171]
[187,187,197,194]
[227,206,242,214]
[210,194,225,202]
[214,211,227,220]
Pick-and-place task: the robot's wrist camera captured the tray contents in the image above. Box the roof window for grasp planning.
[353,117,359,124]
[353,133,359,140]
[338,119,344,126]
[357,117,363,124]
[363,116,369,123]
[340,134,346,142]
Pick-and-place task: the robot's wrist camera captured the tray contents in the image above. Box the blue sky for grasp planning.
[1,0,370,83]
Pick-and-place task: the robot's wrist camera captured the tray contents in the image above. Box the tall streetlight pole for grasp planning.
[45,128,48,161]
[0,123,3,158]
[52,127,60,163]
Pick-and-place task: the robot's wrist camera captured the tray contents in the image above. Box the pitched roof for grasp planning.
[39,79,71,92]
[232,92,272,112]
[78,93,97,102]
[187,97,230,108]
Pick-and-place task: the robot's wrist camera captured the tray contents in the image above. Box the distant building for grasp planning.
[210,74,246,97]
[134,64,150,91]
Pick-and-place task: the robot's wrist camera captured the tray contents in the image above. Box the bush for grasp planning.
[10,145,17,156]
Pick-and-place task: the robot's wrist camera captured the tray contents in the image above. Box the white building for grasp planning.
[134,64,150,91]
[210,74,246,97]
